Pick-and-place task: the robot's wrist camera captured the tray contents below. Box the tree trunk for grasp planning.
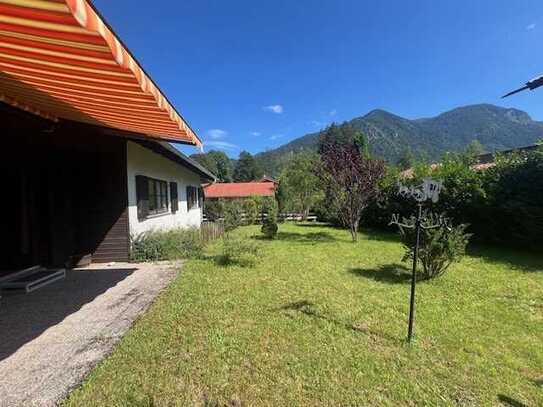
[350,219,359,242]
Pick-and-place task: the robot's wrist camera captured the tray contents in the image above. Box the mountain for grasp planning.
[255,104,543,176]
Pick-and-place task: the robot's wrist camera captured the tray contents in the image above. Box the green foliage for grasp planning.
[261,198,279,239]
[217,235,261,267]
[242,197,260,225]
[275,179,289,215]
[204,199,224,222]
[396,146,415,170]
[131,228,204,262]
[233,151,263,182]
[191,150,233,182]
[223,200,244,232]
[279,152,323,219]
[319,123,386,241]
[479,148,543,249]
[398,213,472,281]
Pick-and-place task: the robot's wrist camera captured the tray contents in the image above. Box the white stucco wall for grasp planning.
[126,141,203,237]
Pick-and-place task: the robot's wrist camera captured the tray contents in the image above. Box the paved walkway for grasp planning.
[0,262,179,406]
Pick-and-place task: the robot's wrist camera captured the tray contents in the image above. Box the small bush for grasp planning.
[204,200,224,221]
[217,236,261,267]
[131,228,204,262]
[223,200,244,232]
[243,197,259,225]
[261,198,279,239]
[398,212,472,281]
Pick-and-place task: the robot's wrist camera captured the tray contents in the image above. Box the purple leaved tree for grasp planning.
[319,124,386,242]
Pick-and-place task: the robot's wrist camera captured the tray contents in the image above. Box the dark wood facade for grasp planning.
[1,104,130,273]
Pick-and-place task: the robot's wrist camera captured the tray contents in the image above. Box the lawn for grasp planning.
[65,223,543,406]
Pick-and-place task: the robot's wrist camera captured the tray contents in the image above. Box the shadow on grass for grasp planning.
[276,300,400,344]
[253,231,337,243]
[468,244,543,273]
[348,263,411,284]
[497,394,529,407]
[363,228,402,243]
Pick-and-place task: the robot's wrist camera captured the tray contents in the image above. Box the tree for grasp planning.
[207,150,234,182]
[280,152,323,220]
[397,146,415,170]
[465,139,485,157]
[191,150,233,182]
[319,124,386,241]
[191,153,218,177]
[233,151,263,182]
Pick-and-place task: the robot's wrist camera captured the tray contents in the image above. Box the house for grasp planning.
[0,0,214,277]
[202,182,277,200]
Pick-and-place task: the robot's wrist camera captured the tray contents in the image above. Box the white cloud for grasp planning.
[264,104,284,114]
[329,109,337,116]
[251,131,262,137]
[311,120,324,127]
[527,23,536,30]
[270,134,284,141]
[207,129,227,139]
[204,140,239,151]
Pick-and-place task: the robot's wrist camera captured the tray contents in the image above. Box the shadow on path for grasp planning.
[0,268,135,363]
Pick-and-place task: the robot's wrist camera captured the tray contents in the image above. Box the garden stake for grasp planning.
[407,203,422,342]
[389,178,444,343]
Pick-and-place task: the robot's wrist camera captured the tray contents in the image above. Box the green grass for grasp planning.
[65,223,543,406]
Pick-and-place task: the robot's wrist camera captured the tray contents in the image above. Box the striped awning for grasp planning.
[0,0,201,146]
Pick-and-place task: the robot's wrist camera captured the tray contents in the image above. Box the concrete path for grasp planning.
[0,262,179,406]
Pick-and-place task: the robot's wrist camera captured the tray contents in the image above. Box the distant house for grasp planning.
[203,182,277,200]
[257,175,279,184]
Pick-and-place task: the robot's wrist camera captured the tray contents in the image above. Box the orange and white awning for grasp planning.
[0,0,201,146]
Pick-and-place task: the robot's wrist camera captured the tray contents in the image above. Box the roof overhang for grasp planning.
[0,0,201,146]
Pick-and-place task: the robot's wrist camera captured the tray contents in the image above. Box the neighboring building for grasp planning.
[0,1,214,275]
[257,175,279,184]
[203,182,277,200]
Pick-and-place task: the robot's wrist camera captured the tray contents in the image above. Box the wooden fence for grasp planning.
[203,212,318,223]
[200,221,225,243]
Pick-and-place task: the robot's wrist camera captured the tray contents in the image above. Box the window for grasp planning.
[136,175,169,220]
[186,186,198,210]
[170,182,178,213]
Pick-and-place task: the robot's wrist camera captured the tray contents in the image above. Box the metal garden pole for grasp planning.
[407,203,422,343]
[390,178,443,344]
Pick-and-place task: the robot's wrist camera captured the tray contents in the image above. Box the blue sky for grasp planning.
[93,0,543,157]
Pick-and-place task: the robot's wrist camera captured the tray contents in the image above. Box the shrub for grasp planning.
[261,198,279,239]
[223,200,244,232]
[243,197,260,225]
[398,212,472,281]
[217,236,261,267]
[131,228,204,262]
[204,199,224,221]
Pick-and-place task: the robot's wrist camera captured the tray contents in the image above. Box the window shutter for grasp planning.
[186,186,191,210]
[136,175,149,220]
[198,187,204,209]
[170,182,178,213]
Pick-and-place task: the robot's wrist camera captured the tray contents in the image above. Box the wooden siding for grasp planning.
[0,103,130,269]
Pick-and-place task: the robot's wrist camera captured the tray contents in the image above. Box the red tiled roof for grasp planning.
[203,182,276,199]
